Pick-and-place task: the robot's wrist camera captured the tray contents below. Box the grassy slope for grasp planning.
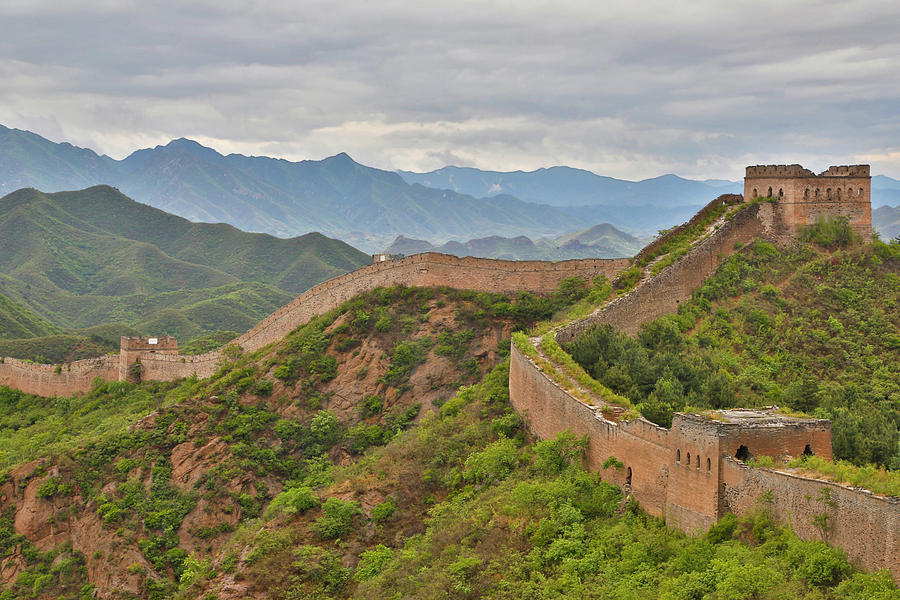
[0,186,368,351]
[0,283,897,599]
[0,292,61,339]
[567,233,900,469]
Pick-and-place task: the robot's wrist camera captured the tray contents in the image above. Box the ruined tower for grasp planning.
[744,164,872,240]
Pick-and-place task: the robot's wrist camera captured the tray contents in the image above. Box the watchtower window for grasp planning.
[707,458,711,472]
[767,186,773,197]
[858,188,863,197]
[753,188,758,197]
[687,452,691,466]
[736,445,751,461]
[803,444,814,457]
[626,467,632,486]
[676,449,681,462]
[778,188,783,198]
[837,189,841,200]
[827,188,832,198]
[815,189,819,198]
[804,188,809,199]
[696,455,700,469]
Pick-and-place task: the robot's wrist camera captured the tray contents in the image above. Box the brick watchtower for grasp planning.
[119,336,178,382]
[744,164,872,241]
[665,408,832,532]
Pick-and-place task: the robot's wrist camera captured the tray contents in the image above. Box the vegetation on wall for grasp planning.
[567,224,900,469]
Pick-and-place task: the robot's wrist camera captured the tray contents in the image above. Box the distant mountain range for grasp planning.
[398,165,742,207]
[0,186,369,351]
[385,223,646,261]
[874,205,900,239]
[0,126,590,250]
[2,124,898,252]
[399,165,900,209]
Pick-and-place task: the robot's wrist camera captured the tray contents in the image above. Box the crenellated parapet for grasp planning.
[744,164,872,240]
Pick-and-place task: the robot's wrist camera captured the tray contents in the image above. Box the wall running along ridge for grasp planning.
[2,164,892,578]
[510,185,899,580]
[0,252,628,396]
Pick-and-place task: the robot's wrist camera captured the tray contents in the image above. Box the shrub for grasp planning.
[253,378,274,396]
[557,276,589,302]
[370,498,397,523]
[463,437,520,484]
[801,216,857,248]
[360,394,384,417]
[265,485,319,518]
[312,497,363,540]
[533,432,586,474]
[354,545,395,582]
[35,477,72,499]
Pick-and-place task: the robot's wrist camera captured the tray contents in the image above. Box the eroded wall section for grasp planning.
[722,459,900,579]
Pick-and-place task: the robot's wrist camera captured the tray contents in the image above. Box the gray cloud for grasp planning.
[1,0,899,179]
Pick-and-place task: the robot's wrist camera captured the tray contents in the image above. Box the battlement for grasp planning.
[821,165,870,177]
[745,164,870,179]
[745,164,815,178]
[743,163,872,240]
[119,335,178,353]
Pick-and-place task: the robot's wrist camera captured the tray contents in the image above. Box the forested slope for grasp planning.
[1,279,896,599]
[567,226,900,469]
[0,186,368,357]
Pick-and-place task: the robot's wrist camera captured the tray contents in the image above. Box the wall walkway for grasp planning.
[0,253,628,396]
[510,200,900,580]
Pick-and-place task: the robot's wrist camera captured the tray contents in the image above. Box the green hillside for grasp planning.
[0,292,61,339]
[0,284,895,599]
[0,186,368,354]
[567,226,900,468]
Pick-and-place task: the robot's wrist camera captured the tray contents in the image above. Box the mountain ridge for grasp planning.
[0,185,369,346]
[385,221,645,260]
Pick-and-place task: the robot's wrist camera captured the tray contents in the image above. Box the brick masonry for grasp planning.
[0,252,628,396]
[511,165,898,580]
[744,164,872,240]
[2,164,893,579]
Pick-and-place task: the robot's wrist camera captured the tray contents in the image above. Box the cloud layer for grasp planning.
[2,0,899,179]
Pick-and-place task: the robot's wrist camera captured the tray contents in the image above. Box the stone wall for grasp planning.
[1,253,628,396]
[0,356,119,397]
[230,253,628,357]
[722,458,900,580]
[630,194,743,267]
[558,202,784,342]
[509,346,671,517]
[508,192,900,581]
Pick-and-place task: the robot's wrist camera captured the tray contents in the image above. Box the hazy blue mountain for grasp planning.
[873,205,900,239]
[0,124,119,195]
[397,165,743,208]
[384,222,644,261]
[871,175,900,207]
[873,175,900,190]
[5,124,895,245]
[0,127,587,246]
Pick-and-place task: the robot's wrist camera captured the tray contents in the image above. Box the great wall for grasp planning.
[2,164,897,581]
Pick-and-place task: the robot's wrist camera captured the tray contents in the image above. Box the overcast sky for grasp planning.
[1,0,899,180]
